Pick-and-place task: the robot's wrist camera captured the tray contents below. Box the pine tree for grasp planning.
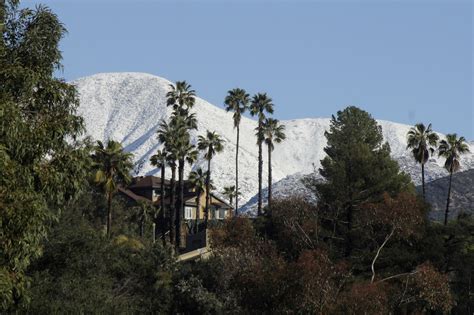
[316,106,412,257]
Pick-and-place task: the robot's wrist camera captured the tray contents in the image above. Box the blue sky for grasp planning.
[24,0,473,138]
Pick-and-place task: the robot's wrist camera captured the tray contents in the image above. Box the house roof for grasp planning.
[129,175,170,189]
[118,187,151,203]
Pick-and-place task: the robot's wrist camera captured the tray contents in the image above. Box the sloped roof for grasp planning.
[129,175,170,189]
[118,187,151,203]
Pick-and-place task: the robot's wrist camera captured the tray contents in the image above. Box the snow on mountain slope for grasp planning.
[73,72,474,211]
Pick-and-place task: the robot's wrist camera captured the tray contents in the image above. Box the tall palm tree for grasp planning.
[189,167,206,233]
[150,149,167,243]
[438,134,470,225]
[157,121,179,245]
[198,130,224,226]
[168,91,198,247]
[225,88,250,214]
[250,93,274,216]
[92,140,133,237]
[222,185,238,206]
[262,118,286,208]
[406,123,439,200]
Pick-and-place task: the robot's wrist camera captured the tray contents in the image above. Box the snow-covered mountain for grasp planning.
[73,72,474,214]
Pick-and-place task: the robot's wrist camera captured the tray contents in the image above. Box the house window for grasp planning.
[185,206,194,220]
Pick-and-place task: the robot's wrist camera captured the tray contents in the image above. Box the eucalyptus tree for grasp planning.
[0,1,90,307]
[198,130,224,225]
[225,88,250,213]
[262,118,286,208]
[189,167,206,233]
[438,134,470,225]
[250,93,274,215]
[406,123,439,200]
[92,140,134,236]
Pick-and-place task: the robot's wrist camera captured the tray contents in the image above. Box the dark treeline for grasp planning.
[1,1,473,314]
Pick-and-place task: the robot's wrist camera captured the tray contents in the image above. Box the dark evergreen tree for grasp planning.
[315,106,412,257]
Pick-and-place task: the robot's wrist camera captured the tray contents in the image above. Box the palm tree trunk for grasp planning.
[257,121,263,216]
[177,158,185,247]
[421,162,425,200]
[107,192,112,237]
[205,158,211,227]
[160,166,166,244]
[235,124,240,215]
[444,171,453,225]
[268,143,272,208]
[170,165,176,245]
[195,190,201,233]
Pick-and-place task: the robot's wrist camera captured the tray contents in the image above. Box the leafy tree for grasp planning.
[26,200,175,314]
[198,131,224,226]
[315,106,412,257]
[406,123,439,200]
[224,88,250,213]
[438,134,470,225]
[189,168,207,233]
[250,93,274,216]
[92,140,133,237]
[361,192,424,282]
[0,2,90,309]
[262,118,286,207]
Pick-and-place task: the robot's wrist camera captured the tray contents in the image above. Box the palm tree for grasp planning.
[166,81,196,114]
[150,149,167,243]
[189,167,206,233]
[250,93,274,216]
[225,88,250,214]
[198,130,224,226]
[406,123,439,200]
[222,185,238,206]
[131,200,154,238]
[438,134,470,225]
[157,121,179,245]
[92,140,133,237]
[262,118,286,208]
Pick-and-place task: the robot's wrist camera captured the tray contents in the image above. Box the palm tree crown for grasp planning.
[406,123,439,164]
[198,131,224,161]
[263,118,286,151]
[92,140,133,236]
[438,134,470,173]
[250,93,274,121]
[225,88,250,128]
[166,81,196,113]
[93,140,133,195]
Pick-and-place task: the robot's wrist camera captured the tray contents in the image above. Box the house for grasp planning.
[118,175,233,256]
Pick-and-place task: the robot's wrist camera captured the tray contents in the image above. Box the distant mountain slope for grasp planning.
[73,72,474,208]
[424,169,474,221]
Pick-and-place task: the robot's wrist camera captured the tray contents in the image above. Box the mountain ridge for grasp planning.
[73,72,474,211]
